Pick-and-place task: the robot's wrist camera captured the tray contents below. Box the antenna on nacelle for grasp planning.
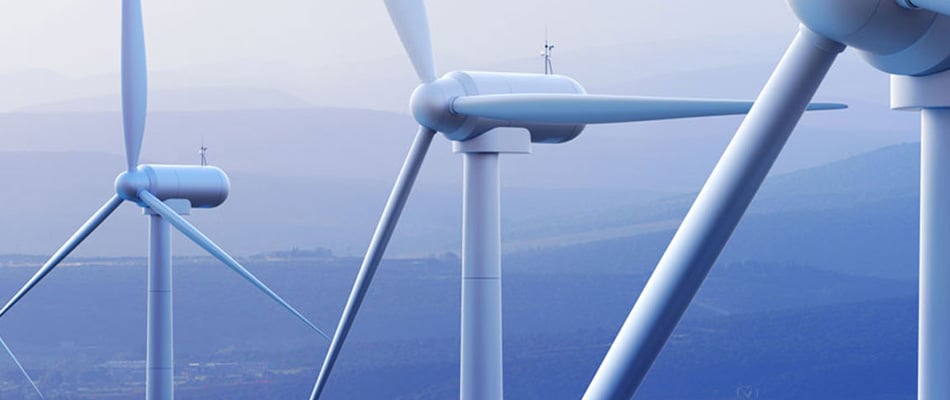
[541,26,554,75]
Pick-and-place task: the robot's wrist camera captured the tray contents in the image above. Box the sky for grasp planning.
[0,0,914,192]
[0,1,805,110]
[0,1,925,257]
[0,0,914,196]
[1,1,799,74]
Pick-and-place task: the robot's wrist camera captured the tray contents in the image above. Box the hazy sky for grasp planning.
[1,1,799,76]
[0,1,918,258]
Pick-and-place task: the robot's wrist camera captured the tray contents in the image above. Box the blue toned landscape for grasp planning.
[0,142,921,399]
[2,1,941,398]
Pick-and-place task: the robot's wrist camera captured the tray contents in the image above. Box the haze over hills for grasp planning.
[0,136,926,399]
[2,30,803,114]
[0,143,924,398]
[14,87,314,113]
[511,142,921,280]
[0,149,662,257]
[0,31,918,197]
[0,27,920,235]
[0,28,882,113]
[0,138,924,283]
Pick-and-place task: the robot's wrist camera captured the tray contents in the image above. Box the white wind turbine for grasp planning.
[0,1,330,399]
[309,1,844,398]
[585,1,950,399]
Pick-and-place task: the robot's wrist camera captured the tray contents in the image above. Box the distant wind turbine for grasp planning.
[0,1,329,399]
[309,1,845,399]
[585,1,950,399]
[541,28,554,75]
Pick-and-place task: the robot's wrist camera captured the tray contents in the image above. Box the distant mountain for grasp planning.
[0,150,660,257]
[0,100,917,195]
[0,33,920,194]
[15,87,313,113]
[508,143,922,279]
[721,144,920,279]
[752,142,919,213]
[0,143,925,398]
[511,142,918,231]
[0,69,109,112]
[0,141,925,272]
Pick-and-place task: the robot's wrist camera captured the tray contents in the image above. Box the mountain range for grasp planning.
[0,138,926,399]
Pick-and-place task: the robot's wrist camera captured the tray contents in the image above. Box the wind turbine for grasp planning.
[541,28,554,75]
[0,1,330,399]
[309,1,844,398]
[585,1,950,399]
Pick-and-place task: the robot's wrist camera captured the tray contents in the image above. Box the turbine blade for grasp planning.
[310,127,437,399]
[584,29,846,400]
[451,94,846,124]
[137,191,330,341]
[121,0,148,171]
[0,195,124,319]
[384,0,437,83]
[903,0,950,16]
[0,335,45,399]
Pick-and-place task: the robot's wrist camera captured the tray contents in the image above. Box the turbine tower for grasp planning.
[585,1,950,399]
[309,1,844,398]
[0,1,330,399]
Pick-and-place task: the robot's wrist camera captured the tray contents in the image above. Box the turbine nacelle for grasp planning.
[789,0,950,75]
[115,164,230,208]
[411,71,587,143]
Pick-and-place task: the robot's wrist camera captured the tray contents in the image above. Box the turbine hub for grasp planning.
[410,71,587,143]
[115,169,150,202]
[789,0,950,75]
[115,164,230,208]
[410,80,467,138]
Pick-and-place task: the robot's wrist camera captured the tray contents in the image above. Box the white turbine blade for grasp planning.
[310,127,436,400]
[903,0,950,16]
[137,191,331,341]
[0,195,124,319]
[584,29,846,400]
[384,0,437,83]
[0,336,44,399]
[451,94,846,124]
[121,0,147,171]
